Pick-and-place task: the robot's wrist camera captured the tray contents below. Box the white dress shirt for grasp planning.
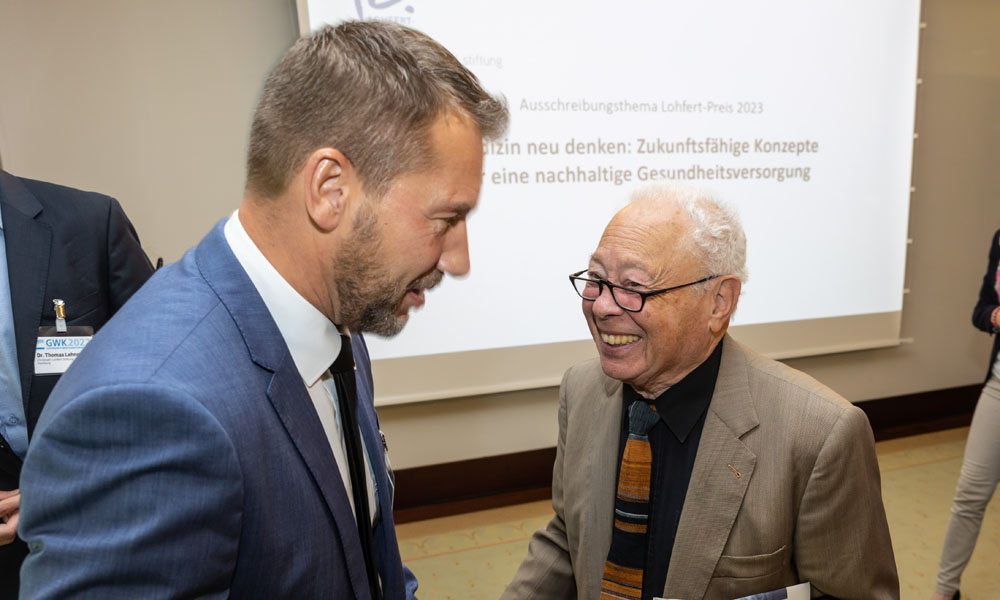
[223,211,377,523]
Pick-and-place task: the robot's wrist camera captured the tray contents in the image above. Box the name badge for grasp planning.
[35,324,94,375]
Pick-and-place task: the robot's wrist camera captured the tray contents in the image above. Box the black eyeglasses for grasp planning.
[568,270,719,312]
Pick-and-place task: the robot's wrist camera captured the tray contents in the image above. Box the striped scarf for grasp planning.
[601,400,659,600]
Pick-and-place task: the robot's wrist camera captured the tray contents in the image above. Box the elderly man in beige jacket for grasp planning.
[502,185,899,600]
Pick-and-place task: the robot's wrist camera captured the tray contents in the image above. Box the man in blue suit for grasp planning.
[18,21,508,599]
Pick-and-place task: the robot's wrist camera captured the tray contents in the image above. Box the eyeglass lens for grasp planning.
[573,278,643,311]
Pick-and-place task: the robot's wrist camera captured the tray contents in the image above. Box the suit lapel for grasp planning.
[266,362,371,598]
[353,334,403,598]
[580,368,624,583]
[664,337,759,600]
[195,223,370,600]
[594,370,625,498]
[356,379,401,594]
[0,172,52,413]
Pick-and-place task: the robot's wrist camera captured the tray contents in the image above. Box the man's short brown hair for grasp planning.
[245,20,508,199]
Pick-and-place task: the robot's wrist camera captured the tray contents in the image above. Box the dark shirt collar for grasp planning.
[624,338,724,443]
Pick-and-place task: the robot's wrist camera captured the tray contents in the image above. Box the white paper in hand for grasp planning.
[656,581,811,600]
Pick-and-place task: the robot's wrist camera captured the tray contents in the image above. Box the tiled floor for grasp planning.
[396,427,1000,600]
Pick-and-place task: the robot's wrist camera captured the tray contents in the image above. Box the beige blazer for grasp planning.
[502,336,899,600]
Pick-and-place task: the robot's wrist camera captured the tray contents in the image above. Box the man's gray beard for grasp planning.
[356,284,408,337]
[355,268,442,337]
[335,232,407,337]
[334,205,444,336]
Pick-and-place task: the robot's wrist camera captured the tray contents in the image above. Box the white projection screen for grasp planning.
[298,1,921,406]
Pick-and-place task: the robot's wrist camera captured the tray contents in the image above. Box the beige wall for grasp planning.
[1,1,998,469]
[0,0,298,261]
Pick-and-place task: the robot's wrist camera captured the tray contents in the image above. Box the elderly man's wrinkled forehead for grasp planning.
[596,196,696,269]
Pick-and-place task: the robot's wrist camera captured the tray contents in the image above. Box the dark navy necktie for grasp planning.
[331,336,382,600]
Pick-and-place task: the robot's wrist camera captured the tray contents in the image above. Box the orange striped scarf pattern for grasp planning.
[601,400,659,600]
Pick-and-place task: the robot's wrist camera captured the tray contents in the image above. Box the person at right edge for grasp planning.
[930,227,1000,600]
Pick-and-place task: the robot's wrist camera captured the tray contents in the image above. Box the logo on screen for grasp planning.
[355,0,415,22]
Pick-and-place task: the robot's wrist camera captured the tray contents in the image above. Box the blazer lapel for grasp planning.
[352,334,404,597]
[664,336,759,600]
[577,368,625,588]
[195,223,371,599]
[356,385,402,592]
[0,172,52,414]
[266,364,372,599]
[593,370,625,509]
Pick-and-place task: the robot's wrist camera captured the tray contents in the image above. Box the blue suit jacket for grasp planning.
[19,221,416,599]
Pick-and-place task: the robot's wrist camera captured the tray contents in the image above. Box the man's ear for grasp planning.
[709,276,741,333]
[304,147,356,232]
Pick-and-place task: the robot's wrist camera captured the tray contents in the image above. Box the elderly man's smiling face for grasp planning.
[582,199,725,398]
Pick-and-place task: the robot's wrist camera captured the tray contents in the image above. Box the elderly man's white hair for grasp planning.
[629,184,749,285]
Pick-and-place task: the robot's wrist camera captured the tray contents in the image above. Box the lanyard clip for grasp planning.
[53,299,67,333]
